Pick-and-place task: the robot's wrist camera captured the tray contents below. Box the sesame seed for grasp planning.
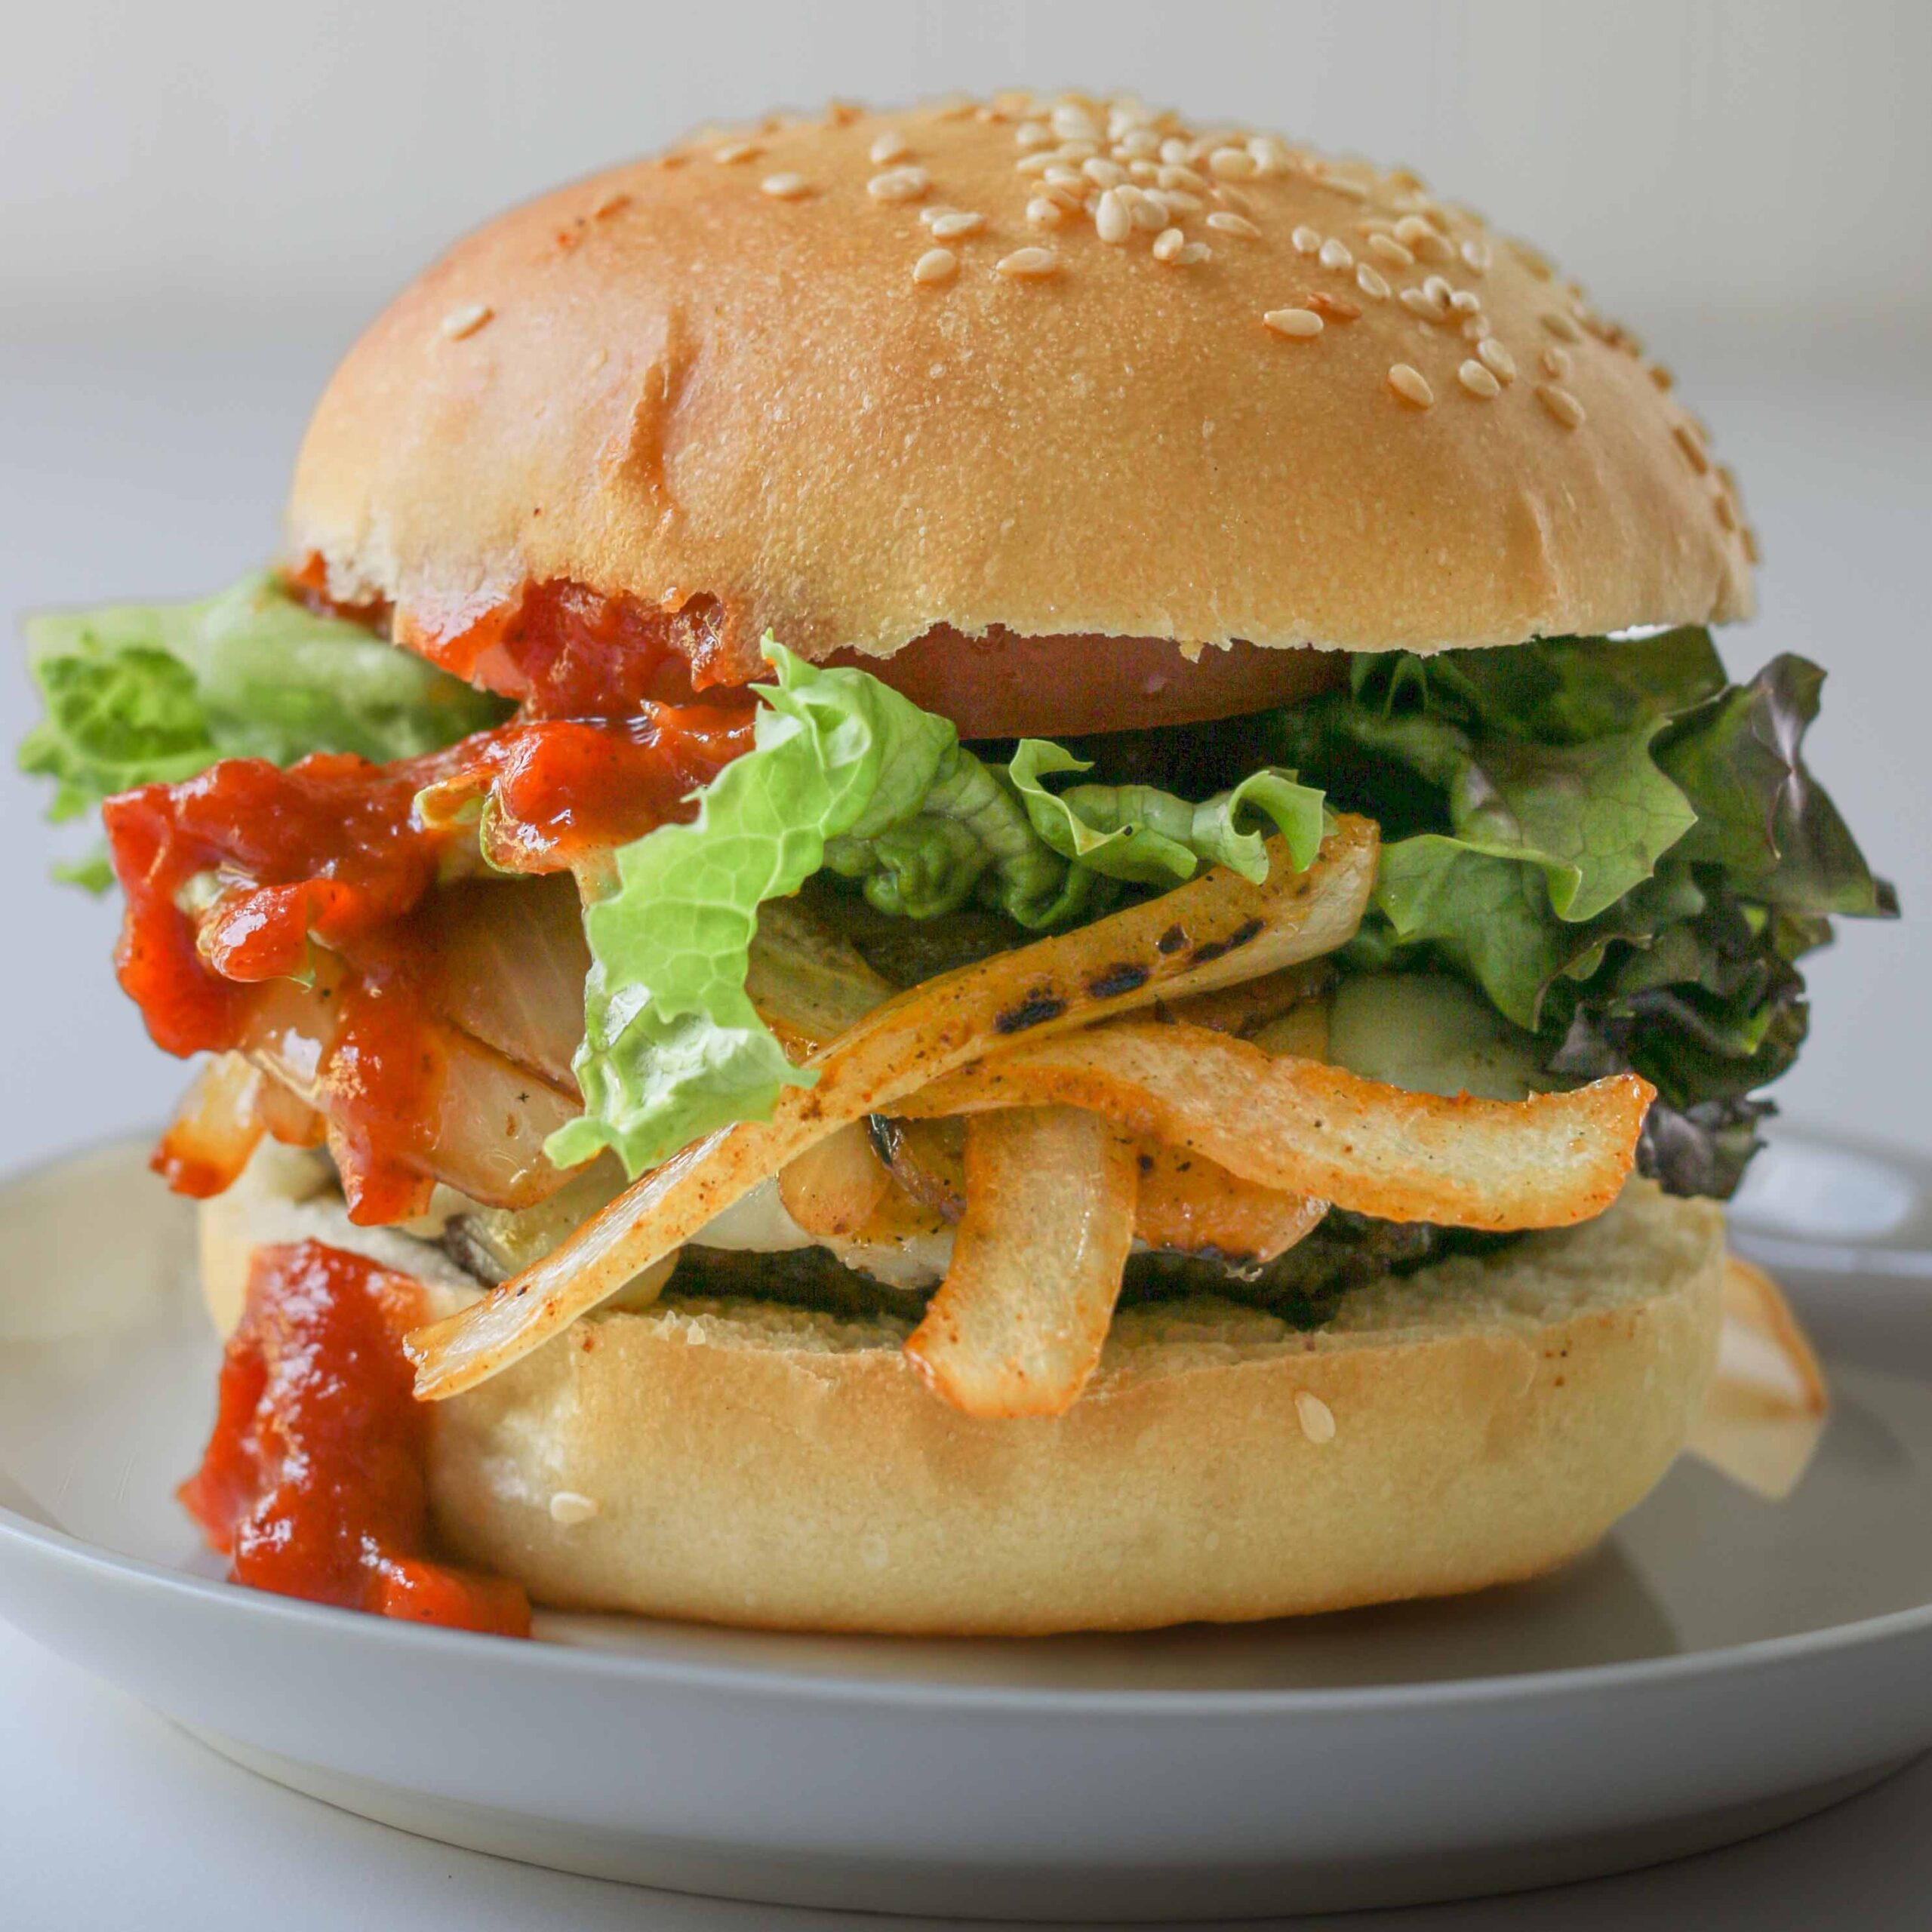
[1176,242,1212,265]
[1318,238,1354,271]
[1449,289,1482,315]
[1248,134,1291,174]
[1649,363,1677,391]
[1423,273,1454,306]
[1537,382,1586,429]
[1388,363,1435,408]
[1125,190,1166,232]
[1324,175,1372,202]
[1156,187,1204,214]
[1411,229,1455,263]
[439,301,492,340]
[1672,422,1711,473]
[590,191,631,220]
[868,165,931,204]
[1542,309,1583,343]
[760,172,811,199]
[1309,291,1361,321]
[928,210,986,240]
[712,140,762,165]
[1742,525,1762,564]
[1476,337,1516,381]
[1095,189,1132,244]
[1051,105,1099,143]
[1206,211,1261,239]
[1458,358,1502,398]
[1160,137,1191,165]
[1291,225,1321,255]
[1037,180,1082,212]
[912,248,958,286]
[1355,264,1391,300]
[1461,314,1492,342]
[1399,286,1447,320]
[1118,128,1162,159]
[869,131,910,166]
[1541,344,1574,380]
[1015,150,1057,176]
[1128,158,1160,181]
[1044,165,1084,191]
[1460,238,1491,274]
[1026,197,1063,229]
[1368,233,1416,267]
[1016,121,1052,149]
[1714,489,1739,531]
[1158,163,1208,194]
[1083,156,1127,188]
[1152,226,1187,263]
[1214,185,1254,217]
[995,246,1059,279]
[1264,307,1324,338]
[1295,1391,1337,1444]
[549,1491,600,1525]
[1208,146,1258,180]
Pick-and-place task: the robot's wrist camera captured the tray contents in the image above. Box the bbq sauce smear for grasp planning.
[180,1240,531,1635]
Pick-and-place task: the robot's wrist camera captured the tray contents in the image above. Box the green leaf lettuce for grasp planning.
[549,641,1325,1177]
[19,572,507,881]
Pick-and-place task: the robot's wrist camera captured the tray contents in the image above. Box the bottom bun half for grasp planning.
[201,1145,1724,1635]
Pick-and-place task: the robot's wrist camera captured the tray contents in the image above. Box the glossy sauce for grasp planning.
[106,704,752,1219]
[179,1240,531,1635]
[288,557,735,709]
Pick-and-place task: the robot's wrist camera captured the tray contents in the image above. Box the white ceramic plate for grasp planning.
[4,1137,1932,1921]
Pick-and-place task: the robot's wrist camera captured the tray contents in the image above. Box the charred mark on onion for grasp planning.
[1085,962,1152,1000]
[994,989,1070,1034]
[1188,917,1266,968]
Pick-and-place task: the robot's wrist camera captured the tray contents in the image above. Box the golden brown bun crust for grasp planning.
[201,1149,1724,1635]
[287,94,1752,684]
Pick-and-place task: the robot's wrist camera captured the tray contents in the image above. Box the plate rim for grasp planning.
[9,1484,1932,1721]
[7,1127,1932,1720]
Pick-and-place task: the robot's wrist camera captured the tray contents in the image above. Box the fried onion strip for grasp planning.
[905,1107,1140,1418]
[406,818,1377,1398]
[891,1020,1651,1231]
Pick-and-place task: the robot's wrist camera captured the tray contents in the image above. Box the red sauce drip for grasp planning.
[285,559,739,712]
[106,703,753,1218]
[463,582,727,717]
[180,1240,531,1636]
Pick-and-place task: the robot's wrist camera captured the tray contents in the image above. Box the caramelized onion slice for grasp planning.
[777,1121,895,1238]
[152,1053,266,1198]
[407,817,1377,1400]
[238,958,582,1215]
[892,1021,1651,1232]
[1686,1254,1830,1502]
[412,875,589,1088]
[1134,1142,1325,1263]
[905,1107,1140,1418]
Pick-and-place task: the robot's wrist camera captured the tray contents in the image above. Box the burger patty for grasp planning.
[658,1214,1520,1332]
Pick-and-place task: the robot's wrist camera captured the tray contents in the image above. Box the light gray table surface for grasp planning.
[1,300,1927,1927]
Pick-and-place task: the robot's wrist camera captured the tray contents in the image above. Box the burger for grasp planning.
[22,94,1893,1637]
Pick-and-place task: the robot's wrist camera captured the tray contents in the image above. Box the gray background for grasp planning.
[2,2,1929,1925]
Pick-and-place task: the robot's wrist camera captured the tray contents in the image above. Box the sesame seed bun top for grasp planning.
[286,92,1755,691]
